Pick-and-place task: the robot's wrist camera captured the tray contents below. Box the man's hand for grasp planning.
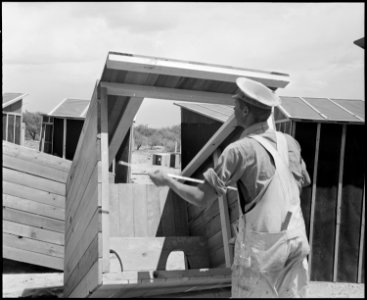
[148,170,171,186]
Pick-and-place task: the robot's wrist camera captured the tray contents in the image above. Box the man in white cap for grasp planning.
[149,77,311,298]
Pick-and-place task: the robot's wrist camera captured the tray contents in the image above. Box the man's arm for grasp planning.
[149,170,218,208]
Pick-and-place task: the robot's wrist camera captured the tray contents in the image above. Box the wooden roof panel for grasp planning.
[101,52,291,93]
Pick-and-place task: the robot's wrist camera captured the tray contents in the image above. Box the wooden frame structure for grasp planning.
[64,52,290,297]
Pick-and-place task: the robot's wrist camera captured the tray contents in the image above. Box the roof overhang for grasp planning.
[2,93,28,109]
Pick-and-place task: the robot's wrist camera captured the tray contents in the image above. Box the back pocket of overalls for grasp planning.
[247,231,289,273]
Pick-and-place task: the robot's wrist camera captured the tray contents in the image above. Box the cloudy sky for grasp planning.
[2,2,364,127]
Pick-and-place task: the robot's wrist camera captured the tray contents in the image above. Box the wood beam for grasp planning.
[108,96,144,167]
[181,114,238,178]
[100,82,235,106]
[5,114,8,142]
[106,53,290,89]
[39,124,46,152]
[308,122,321,280]
[62,118,67,159]
[333,124,347,282]
[213,150,233,268]
[291,121,297,137]
[357,181,365,283]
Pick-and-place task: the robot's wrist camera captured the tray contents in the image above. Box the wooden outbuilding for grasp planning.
[3,92,27,145]
[64,52,290,297]
[39,98,90,160]
[175,97,365,284]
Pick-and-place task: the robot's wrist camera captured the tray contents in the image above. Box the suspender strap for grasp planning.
[237,132,289,215]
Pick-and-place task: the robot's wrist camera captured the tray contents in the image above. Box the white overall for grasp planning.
[231,132,310,298]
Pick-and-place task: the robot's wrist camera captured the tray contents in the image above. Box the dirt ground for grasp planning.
[3,143,364,298]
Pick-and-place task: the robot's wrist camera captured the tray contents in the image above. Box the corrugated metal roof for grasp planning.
[175,97,365,124]
[280,97,364,123]
[48,98,90,119]
[3,93,27,108]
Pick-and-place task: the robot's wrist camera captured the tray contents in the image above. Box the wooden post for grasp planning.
[12,115,16,144]
[20,122,25,146]
[51,122,54,155]
[291,121,297,137]
[333,124,347,282]
[127,126,133,183]
[5,114,9,142]
[100,87,110,272]
[62,118,67,159]
[357,182,365,283]
[308,122,321,280]
[213,149,233,267]
[40,124,46,152]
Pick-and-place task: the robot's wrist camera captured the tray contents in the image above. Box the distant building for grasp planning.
[2,93,27,145]
[176,97,365,283]
[39,98,90,160]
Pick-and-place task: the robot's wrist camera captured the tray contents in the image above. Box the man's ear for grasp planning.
[242,104,249,116]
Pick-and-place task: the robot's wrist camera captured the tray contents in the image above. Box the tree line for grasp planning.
[133,124,181,152]
[22,110,42,140]
[22,111,181,153]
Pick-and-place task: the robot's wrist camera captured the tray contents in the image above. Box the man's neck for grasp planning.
[240,121,271,138]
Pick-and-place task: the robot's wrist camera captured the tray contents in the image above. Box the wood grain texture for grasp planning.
[3,140,71,172]
[3,246,64,271]
[3,207,64,233]
[3,140,69,270]
[3,181,65,208]
[109,237,209,271]
[3,194,65,221]
[3,153,69,183]
[3,220,64,246]
[4,168,65,196]
[64,89,101,297]
[3,232,64,258]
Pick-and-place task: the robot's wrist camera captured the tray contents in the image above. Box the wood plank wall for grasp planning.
[64,93,103,297]
[295,122,364,283]
[109,184,189,238]
[2,141,71,270]
[185,158,227,268]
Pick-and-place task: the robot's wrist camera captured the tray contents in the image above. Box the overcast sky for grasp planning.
[2,2,364,127]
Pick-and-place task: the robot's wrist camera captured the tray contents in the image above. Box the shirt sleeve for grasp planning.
[285,134,311,188]
[203,144,245,196]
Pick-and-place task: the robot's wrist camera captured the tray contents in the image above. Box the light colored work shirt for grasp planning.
[203,121,310,206]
